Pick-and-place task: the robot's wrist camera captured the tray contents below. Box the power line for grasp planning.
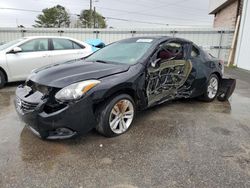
[105,16,211,27]
[96,6,211,23]
[0,7,79,16]
[0,7,41,13]
[108,0,153,8]
[38,0,208,21]
[0,7,168,26]
[0,7,212,26]
[109,0,191,20]
[105,17,168,26]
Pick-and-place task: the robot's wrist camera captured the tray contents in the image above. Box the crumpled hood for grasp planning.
[29,60,130,88]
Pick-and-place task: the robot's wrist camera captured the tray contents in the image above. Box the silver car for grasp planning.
[0,36,93,88]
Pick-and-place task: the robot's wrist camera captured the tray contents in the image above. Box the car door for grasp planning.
[146,41,193,107]
[186,44,208,97]
[6,38,51,81]
[50,38,89,64]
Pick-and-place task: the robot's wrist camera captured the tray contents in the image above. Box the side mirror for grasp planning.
[10,47,22,53]
[151,58,161,68]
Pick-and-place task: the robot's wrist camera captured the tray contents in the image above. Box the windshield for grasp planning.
[0,38,25,51]
[86,40,152,65]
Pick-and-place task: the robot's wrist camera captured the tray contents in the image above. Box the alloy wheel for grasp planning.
[109,99,134,134]
[207,77,218,99]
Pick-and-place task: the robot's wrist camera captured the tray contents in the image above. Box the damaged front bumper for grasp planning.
[217,78,236,101]
[15,85,97,139]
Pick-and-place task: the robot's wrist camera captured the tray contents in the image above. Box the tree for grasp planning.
[79,9,107,28]
[34,5,70,28]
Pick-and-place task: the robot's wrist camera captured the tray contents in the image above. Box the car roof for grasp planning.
[23,36,78,40]
[119,36,192,45]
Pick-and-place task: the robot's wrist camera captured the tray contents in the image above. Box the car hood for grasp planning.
[29,60,130,88]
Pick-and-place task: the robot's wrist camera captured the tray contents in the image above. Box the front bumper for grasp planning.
[15,85,97,139]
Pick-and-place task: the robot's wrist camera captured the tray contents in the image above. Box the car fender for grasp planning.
[0,52,11,82]
[90,64,148,110]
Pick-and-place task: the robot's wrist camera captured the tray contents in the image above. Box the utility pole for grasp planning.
[90,0,92,28]
[93,6,96,28]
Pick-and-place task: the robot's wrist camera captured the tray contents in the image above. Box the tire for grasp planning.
[0,70,6,89]
[96,94,136,137]
[201,74,219,102]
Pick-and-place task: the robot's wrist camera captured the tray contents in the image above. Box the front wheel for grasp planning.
[0,70,6,89]
[201,74,219,102]
[96,94,135,137]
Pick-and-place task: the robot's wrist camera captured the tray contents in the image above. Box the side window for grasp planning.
[72,41,85,49]
[19,39,49,52]
[52,39,85,50]
[157,42,184,61]
[52,39,74,50]
[191,45,200,58]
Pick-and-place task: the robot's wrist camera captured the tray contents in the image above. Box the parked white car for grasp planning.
[0,36,94,88]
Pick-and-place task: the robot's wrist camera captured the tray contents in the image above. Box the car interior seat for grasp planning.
[158,50,174,60]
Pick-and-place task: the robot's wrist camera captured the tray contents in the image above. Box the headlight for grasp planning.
[55,80,100,101]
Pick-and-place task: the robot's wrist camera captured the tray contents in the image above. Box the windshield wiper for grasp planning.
[95,60,109,64]
[94,59,121,65]
[95,59,113,63]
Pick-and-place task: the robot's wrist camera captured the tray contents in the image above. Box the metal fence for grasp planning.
[0,27,234,61]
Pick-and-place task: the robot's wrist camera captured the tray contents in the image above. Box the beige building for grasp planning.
[209,0,243,28]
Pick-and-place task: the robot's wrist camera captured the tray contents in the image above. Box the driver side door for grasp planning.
[146,41,193,107]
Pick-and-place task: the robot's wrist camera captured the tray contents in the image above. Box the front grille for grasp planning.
[16,97,39,113]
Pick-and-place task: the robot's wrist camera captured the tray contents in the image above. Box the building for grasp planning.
[235,0,250,70]
[209,0,243,28]
[210,0,250,71]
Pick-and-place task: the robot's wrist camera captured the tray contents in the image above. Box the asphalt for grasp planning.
[1,68,250,188]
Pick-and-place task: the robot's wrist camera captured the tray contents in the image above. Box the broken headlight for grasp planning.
[55,80,100,102]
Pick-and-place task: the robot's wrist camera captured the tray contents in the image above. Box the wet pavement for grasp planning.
[1,68,250,188]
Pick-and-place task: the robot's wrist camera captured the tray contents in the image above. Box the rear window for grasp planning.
[52,38,85,50]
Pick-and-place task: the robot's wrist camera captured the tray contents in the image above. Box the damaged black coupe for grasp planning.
[15,36,236,139]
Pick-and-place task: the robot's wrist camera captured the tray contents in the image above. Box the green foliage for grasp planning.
[79,10,107,28]
[34,5,70,28]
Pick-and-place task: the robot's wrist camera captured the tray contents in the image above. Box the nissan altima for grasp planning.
[15,36,236,139]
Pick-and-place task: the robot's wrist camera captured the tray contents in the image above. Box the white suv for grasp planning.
[0,36,94,88]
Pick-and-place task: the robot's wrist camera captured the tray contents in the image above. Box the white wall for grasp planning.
[235,0,250,70]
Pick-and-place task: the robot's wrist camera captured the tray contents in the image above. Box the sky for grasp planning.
[0,0,214,28]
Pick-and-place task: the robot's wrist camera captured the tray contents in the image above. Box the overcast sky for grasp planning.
[0,0,214,28]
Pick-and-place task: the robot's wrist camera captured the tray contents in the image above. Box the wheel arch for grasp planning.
[211,71,222,83]
[212,71,222,79]
[93,87,139,113]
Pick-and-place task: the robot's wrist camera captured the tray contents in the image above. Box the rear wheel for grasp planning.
[0,70,6,89]
[201,74,219,102]
[96,94,135,137]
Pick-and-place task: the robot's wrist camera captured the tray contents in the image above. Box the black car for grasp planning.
[15,36,236,139]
